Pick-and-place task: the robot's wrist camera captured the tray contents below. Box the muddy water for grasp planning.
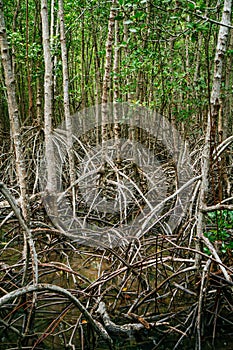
[0,241,232,350]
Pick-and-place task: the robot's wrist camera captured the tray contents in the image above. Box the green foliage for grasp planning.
[204,210,233,254]
[0,0,224,129]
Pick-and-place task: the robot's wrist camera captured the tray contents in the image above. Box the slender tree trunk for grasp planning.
[0,75,5,140]
[81,13,86,109]
[113,12,121,163]
[222,29,233,196]
[92,25,102,105]
[36,62,42,125]
[50,0,58,120]
[113,18,119,103]
[41,0,57,195]
[11,0,20,82]
[123,21,130,102]
[101,0,116,106]
[101,0,117,161]
[58,0,76,214]
[196,0,233,346]
[0,0,28,221]
[196,0,232,264]
[26,0,33,122]
[0,5,38,339]
[92,26,102,146]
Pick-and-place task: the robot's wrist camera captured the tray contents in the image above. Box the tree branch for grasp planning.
[0,283,113,346]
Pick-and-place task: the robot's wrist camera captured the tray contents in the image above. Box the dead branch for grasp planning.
[201,203,233,212]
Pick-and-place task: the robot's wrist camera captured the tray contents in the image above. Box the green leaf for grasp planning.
[187,2,195,9]
[133,11,144,19]
[115,15,124,20]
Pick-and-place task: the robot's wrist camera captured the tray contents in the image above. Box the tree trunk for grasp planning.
[101,0,117,161]
[26,0,34,123]
[81,13,86,110]
[196,0,232,268]
[0,0,28,221]
[196,0,233,346]
[0,5,38,338]
[113,14,120,160]
[101,0,116,106]
[58,0,76,214]
[41,0,57,195]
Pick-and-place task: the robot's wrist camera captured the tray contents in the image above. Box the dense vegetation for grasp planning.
[0,0,232,349]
